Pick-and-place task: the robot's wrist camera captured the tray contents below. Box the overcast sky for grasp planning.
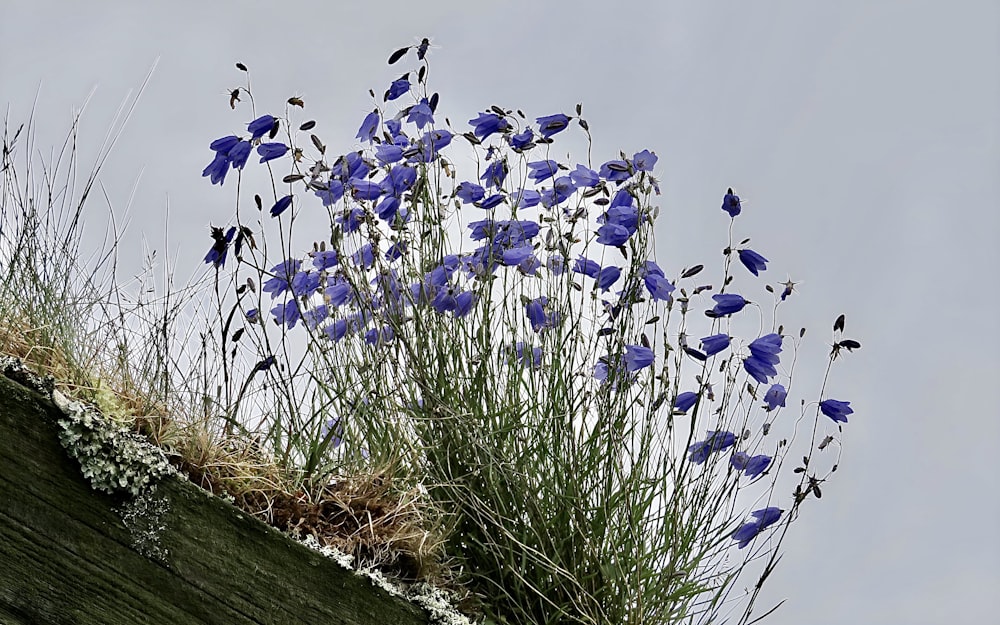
[2,2,998,623]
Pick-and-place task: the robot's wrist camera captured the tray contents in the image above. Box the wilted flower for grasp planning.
[732,507,782,548]
[820,399,853,423]
[204,226,236,268]
[739,249,769,276]
[764,384,787,411]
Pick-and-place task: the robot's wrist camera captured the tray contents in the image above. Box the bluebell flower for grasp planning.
[270,195,293,218]
[351,243,375,269]
[514,342,543,369]
[248,115,276,140]
[350,180,383,201]
[257,142,288,163]
[245,308,259,323]
[527,160,559,183]
[730,452,771,478]
[700,334,731,356]
[322,418,344,447]
[385,241,407,262]
[325,279,353,307]
[228,140,252,170]
[290,270,321,297]
[573,256,601,279]
[732,507,782,548]
[454,290,477,318]
[526,297,546,332]
[536,113,570,138]
[202,152,230,186]
[356,110,380,143]
[764,384,787,411]
[456,181,485,204]
[739,249,768,276]
[415,129,452,160]
[302,305,330,331]
[376,195,400,221]
[820,399,853,423]
[599,159,631,182]
[780,279,797,301]
[596,266,621,291]
[624,344,655,372]
[407,98,434,129]
[540,176,576,207]
[315,180,345,206]
[508,128,535,151]
[209,135,240,154]
[204,226,237,268]
[688,431,737,464]
[501,245,533,266]
[674,391,698,413]
[511,188,541,209]
[744,333,783,383]
[642,262,675,301]
[376,144,404,165]
[481,159,507,189]
[262,259,300,296]
[270,299,301,329]
[324,318,350,342]
[710,293,748,316]
[476,193,505,210]
[312,250,338,270]
[569,164,599,188]
[385,76,410,101]
[469,112,509,139]
[631,149,657,171]
[722,188,741,217]
[431,287,457,314]
[596,222,631,247]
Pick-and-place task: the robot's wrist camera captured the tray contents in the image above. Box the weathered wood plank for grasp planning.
[0,374,430,625]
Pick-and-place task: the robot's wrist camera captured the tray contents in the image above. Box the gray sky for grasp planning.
[3,1,998,623]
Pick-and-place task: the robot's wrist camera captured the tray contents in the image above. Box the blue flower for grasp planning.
[469,112,509,139]
[385,241,407,262]
[356,110,380,143]
[539,176,576,207]
[536,113,570,138]
[739,249,768,276]
[312,250,339,270]
[744,333,783,384]
[732,507,782,548]
[508,128,535,151]
[480,159,507,189]
[596,266,621,291]
[210,135,240,154]
[710,293,748,316]
[202,152,230,186]
[764,384,787,411]
[376,195,400,221]
[526,297,546,332]
[674,391,698,413]
[270,299,301,329]
[385,76,410,101]
[228,140,252,170]
[688,431,736,464]
[641,262,675,301]
[514,342,543,369]
[501,245,533,266]
[248,115,276,140]
[376,144,404,165]
[456,182,485,204]
[270,195,293,217]
[351,180,383,201]
[407,98,434,129]
[569,164,599,188]
[257,142,288,163]
[204,226,236,268]
[380,165,417,196]
[730,452,772,478]
[476,193,505,210]
[262,259,300,296]
[527,160,559,183]
[820,399,853,423]
[722,188,741,217]
[573,256,601,279]
[599,159,631,182]
[700,334,731,356]
[511,188,541,209]
[624,344,655,372]
[631,149,657,171]
[315,180,345,206]
[454,290,477,318]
